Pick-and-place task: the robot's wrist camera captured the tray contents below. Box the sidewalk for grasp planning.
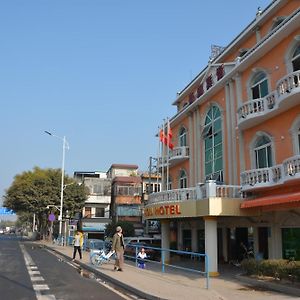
[36,241,300,300]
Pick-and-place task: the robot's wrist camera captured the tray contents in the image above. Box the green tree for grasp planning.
[105,221,135,238]
[3,167,88,235]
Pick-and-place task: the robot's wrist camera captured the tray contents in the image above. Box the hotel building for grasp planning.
[144,0,300,275]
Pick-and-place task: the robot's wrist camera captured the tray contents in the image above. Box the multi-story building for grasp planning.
[107,164,143,235]
[74,171,111,239]
[144,0,300,276]
[141,172,161,236]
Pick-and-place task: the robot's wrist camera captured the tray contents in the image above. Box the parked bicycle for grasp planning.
[90,249,115,267]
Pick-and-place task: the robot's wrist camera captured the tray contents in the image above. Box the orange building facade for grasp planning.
[144,0,300,275]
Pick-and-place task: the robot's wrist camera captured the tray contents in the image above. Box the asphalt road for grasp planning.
[0,235,132,300]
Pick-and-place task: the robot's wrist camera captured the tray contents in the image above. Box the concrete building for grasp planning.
[144,0,300,276]
[74,171,111,239]
[107,164,143,235]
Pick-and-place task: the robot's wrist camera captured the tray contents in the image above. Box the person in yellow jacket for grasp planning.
[72,230,83,261]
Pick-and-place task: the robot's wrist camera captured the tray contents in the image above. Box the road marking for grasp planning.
[31,276,45,282]
[33,284,50,291]
[20,243,56,300]
[29,270,41,275]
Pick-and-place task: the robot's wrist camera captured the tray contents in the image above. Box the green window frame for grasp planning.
[251,72,268,99]
[254,136,272,168]
[203,106,223,182]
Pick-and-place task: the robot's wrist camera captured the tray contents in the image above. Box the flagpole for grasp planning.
[157,126,160,191]
[161,120,165,191]
[166,118,170,191]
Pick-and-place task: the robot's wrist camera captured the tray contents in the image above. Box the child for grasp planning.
[137,247,147,269]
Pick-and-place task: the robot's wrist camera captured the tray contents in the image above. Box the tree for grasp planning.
[3,167,88,235]
[105,221,135,238]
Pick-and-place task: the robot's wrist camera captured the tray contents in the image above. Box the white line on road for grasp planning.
[20,243,56,300]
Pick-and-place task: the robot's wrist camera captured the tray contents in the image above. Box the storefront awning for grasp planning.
[241,192,300,209]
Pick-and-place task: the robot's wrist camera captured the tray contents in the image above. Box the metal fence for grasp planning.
[124,243,210,289]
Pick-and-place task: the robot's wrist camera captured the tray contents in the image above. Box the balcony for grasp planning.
[237,70,300,130]
[157,146,190,168]
[145,181,245,218]
[241,154,300,191]
[148,181,241,204]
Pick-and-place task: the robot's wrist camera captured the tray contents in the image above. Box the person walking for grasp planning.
[72,230,83,261]
[112,226,125,271]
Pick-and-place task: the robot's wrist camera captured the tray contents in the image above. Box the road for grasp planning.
[0,235,134,300]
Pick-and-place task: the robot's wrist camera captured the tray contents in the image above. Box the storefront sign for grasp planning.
[144,204,182,217]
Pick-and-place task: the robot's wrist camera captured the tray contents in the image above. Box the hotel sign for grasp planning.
[144,204,182,218]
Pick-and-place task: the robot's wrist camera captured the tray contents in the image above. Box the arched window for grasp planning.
[251,72,268,99]
[297,127,300,154]
[290,116,300,155]
[179,127,187,147]
[292,44,300,72]
[179,170,187,189]
[254,136,272,168]
[203,106,223,182]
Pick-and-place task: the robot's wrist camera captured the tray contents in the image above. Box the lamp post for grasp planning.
[44,131,69,242]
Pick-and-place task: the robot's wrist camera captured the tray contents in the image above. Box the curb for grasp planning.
[42,244,166,300]
[235,274,300,297]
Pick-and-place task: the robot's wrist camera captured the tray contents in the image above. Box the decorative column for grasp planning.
[188,113,194,186]
[161,220,171,262]
[204,216,219,276]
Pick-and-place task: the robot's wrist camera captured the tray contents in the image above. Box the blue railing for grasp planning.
[124,244,210,289]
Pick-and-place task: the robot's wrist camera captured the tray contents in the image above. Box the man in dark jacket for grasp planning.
[112,226,125,271]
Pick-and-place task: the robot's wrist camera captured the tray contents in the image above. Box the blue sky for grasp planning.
[0,0,271,203]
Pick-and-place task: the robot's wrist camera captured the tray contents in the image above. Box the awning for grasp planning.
[241,191,300,209]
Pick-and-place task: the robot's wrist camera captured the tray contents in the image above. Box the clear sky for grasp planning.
[0,0,271,203]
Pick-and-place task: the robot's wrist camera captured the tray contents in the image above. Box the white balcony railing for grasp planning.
[237,70,300,127]
[277,70,300,96]
[241,155,300,191]
[169,146,189,161]
[148,181,241,204]
[157,146,190,168]
[282,155,300,178]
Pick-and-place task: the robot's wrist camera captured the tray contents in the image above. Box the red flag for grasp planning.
[159,129,165,142]
[159,121,174,150]
[165,121,174,150]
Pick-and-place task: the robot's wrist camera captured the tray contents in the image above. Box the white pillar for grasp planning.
[269,225,282,259]
[204,217,219,276]
[161,220,170,262]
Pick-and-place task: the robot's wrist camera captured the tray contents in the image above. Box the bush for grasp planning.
[241,258,259,275]
[241,258,300,282]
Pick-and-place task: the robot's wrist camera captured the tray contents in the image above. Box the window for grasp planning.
[204,106,223,182]
[251,72,268,99]
[95,207,105,218]
[292,45,300,72]
[84,207,91,218]
[179,170,187,189]
[179,127,187,147]
[167,177,172,190]
[254,136,272,168]
[297,128,300,154]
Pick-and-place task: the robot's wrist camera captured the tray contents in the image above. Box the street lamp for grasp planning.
[44,131,69,243]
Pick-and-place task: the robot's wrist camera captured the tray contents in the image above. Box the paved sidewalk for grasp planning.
[35,241,300,300]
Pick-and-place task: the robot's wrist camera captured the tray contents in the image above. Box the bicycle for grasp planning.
[90,249,115,267]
